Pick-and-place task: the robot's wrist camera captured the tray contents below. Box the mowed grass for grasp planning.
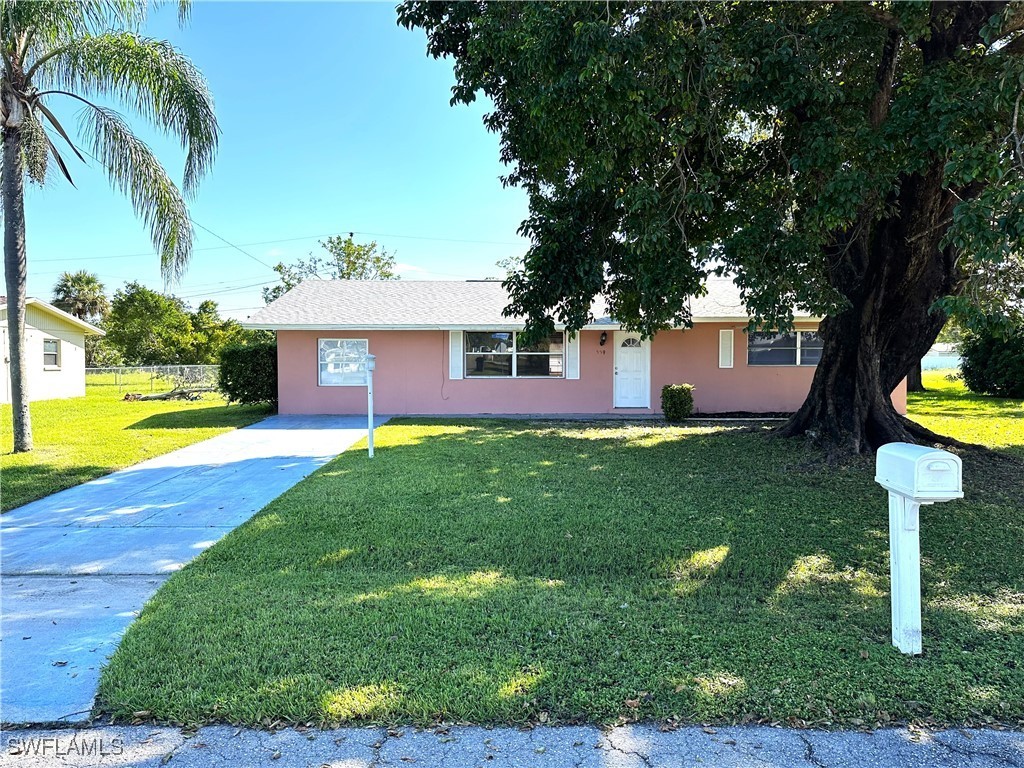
[99,381,1023,728]
[1,385,272,511]
[909,369,1024,459]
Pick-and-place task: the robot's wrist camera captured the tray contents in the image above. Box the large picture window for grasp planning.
[318,338,368,386]
[747,331,823,366]
[465,331,564,378]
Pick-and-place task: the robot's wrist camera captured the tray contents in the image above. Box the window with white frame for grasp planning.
[747,331,823,366]
[43,338,60,368]
[464,331,564,378]
[318,338,368,386]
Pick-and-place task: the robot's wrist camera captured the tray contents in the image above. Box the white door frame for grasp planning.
[613,331,651,408]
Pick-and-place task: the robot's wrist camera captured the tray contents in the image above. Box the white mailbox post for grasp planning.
[365,354,376,459]
[875,443,963,655]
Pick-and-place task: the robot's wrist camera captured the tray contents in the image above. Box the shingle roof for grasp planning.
[242,278,811,330]
[690,278,750,319]
[244,280,535,329]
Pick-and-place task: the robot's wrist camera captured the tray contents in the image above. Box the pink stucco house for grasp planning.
[244,278,907,417]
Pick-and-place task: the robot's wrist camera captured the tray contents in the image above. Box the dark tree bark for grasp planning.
[776,4,998,455]
[907,361,925,393]
[2,89,32,453]
[779,169,959,454]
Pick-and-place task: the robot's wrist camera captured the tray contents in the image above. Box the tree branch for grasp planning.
[998,33,1024,55]
[870,29,902,128]
[861,4,900,31]
[23,42,70,83]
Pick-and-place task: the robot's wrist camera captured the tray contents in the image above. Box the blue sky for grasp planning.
[25,2,530,319]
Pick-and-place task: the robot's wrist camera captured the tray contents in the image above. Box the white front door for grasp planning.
[613,332,650,408]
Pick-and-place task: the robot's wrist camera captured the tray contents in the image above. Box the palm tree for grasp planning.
[1,1,218,452]
[52,270,110,321]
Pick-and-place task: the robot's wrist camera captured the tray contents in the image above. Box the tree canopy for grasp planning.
[105,282,244,366]
[263,236,398,303]
[400,1,1024,452]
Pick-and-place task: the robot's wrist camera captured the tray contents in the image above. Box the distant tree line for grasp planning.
[50,237,396,370]
[51,272,263,367]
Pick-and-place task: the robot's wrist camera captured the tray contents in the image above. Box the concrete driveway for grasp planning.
[0,414,384,725]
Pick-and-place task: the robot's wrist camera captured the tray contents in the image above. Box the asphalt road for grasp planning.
[1,723,1021,767]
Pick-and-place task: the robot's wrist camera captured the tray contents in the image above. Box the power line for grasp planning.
[62,144,281,274]
[31,228,525,264]
[188,219,277,272]
[168,276,276,291]
[43,143,524,285]
[175,280,277,300]
[352,230,523,247]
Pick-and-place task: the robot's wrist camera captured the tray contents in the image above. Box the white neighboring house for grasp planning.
[0,297,105,404]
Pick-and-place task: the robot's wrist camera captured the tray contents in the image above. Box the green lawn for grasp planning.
[909,369,1024,459]
[1,386,272,511]
[99,376,1023,728]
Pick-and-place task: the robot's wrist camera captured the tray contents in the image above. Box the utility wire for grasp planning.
[188,219,277,272]
[175,280,277,300]
[40,140,523,289]
[32,228,525,263]
[65,145,280,274]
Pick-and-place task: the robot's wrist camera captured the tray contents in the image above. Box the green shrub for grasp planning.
[960,325,1024,398]
[661,383,695,421]
[218,341,278,405]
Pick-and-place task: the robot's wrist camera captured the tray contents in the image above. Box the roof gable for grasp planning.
[0,298,105,335]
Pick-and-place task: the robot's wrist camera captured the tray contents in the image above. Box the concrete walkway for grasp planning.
[0,415,383,725]
[0,723,1020,767]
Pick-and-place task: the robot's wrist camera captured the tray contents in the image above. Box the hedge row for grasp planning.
[218,341,278,405]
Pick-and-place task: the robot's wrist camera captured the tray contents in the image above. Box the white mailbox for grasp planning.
[875,442,964,656]
[875,443,963,504]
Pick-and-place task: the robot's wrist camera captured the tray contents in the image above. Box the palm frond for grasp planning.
[34,100,85,162]
[43,130,75,186]
[79,105,193,281]
[174,0,191,26]
[32,31,218,196]
[1,0,148,54]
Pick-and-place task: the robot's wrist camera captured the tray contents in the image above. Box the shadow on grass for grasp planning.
[97,420,1024,726]
[127,403,273,430]
[0,462,111,513]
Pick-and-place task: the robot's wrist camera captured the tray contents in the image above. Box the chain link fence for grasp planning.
[86,365,220,393]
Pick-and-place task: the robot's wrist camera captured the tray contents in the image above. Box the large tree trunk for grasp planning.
[907,360,925,393]
[3,113,32,452]
[778,3,998,455]
[779,170,958,455]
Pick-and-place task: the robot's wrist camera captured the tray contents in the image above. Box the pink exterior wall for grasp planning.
[276,327,907,416]
[650,323,906,414]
